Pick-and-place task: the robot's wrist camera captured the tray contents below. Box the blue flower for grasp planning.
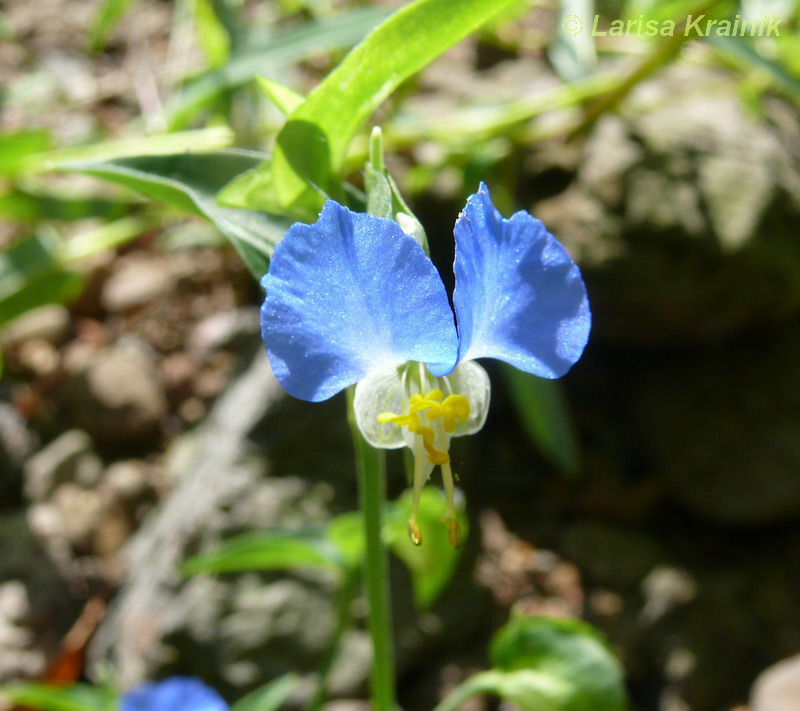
[261,183,590,545]
[121,677,228,711]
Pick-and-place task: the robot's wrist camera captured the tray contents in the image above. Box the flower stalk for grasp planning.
[347,387,396,711]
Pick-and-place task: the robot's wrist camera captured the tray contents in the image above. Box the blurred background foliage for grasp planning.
[1,0,800,709]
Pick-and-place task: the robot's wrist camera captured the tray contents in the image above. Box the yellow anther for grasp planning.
[426,394,471,433]
[425,403,444,419]
[425,389,444,401]
[447,518,462,550]
[417,425,450,465]
[445,394,470,420]
[378,411,421,432]
[407,520,423,546]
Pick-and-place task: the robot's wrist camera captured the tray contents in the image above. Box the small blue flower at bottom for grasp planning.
[121,677,228,711]
[261,183,590,546]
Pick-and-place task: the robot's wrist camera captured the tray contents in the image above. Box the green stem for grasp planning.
[347,387,396,711]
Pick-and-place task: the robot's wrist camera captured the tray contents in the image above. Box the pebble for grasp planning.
[100,460,153,504]
[50,484,103,548]
[0,304,70,349]
[0,401,34,469]
[17,339,59,376]
[101,255,171,313]
[0,581,46,679]
[188,307,260,356]
[23,429,103,502]
[751,654,800,711]
[63,338,166,448]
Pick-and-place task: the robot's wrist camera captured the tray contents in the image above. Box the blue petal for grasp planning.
[262,201,458,401]
[442,183,590,379]
[122,677,228,711]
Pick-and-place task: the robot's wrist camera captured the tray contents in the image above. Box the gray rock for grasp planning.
[536,65,800,347]
[45,484,104,549]
[752,654,800,711]
[101,254,171,313]
[0,304,70,349]
[23,429,103,502]
[0,401,35,501]
[188,307,261,357]
[640,567,696,625]
[87,346,333,693]
[16,339,60,377]
[100,460,154,506]
[63,338,166,449]
[322,701,371,711]
[41,50,97,104]
[0,512,79,682]
[0,580,46,679]
[0,402,33,468]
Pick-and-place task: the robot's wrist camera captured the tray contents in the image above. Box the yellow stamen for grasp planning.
[378,411,421,432]
[377,373,471,548]
[408,520,423,546]
[408,435,427,546]
[440,461,462,550]
[424,394,471,433]
[416,425,449,465]
[447,518,462,550]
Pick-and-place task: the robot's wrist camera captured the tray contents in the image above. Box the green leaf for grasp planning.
[326,511,365,570]
[230,674,297,711]
[501,364,581,479]
[182,510,376,582]
[0,234,84,328]
[0,234,58,302]
[0,270,83,330]
[195,0,231,68]
[61,216,159,264]
[706,32,800,99]
[0,184,132,222]
[181,529,346,576]
[88,0,136,51]
[0,129,52,176]
[435,616,626,711]
[385,487,467,608]
[386,71,616,145]
[0,215,154,328]
[64,151,289,278]
[255,76,305,116]
[27,127,233,174]
[0,683,117,711]
[221,0,522,218]
[490,616,626,711]
[166,7,390,129]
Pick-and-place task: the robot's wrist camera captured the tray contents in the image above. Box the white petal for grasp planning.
[353,367,407,449]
